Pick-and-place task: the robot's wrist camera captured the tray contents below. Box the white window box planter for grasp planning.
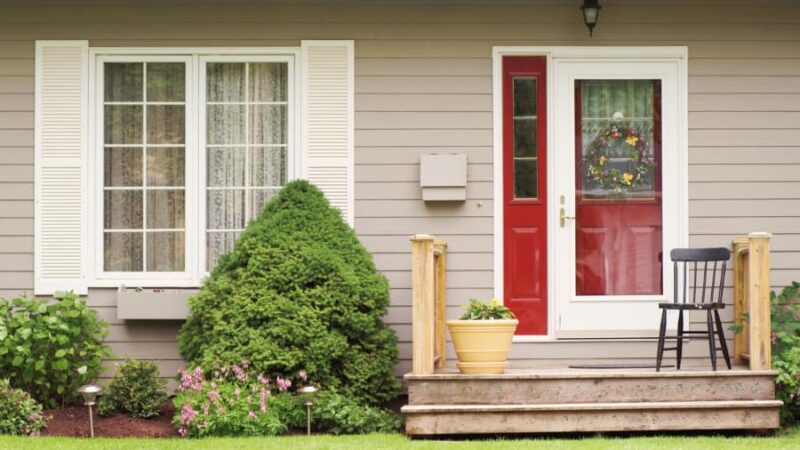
[116,290,195,320]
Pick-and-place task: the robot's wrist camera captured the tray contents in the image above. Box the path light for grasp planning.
[76,384,102,438]
[296,385,319,436]
[580,0,602,36]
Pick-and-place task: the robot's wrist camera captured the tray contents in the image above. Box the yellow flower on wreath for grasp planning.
[598,155,606,166]
[625,134,639,146]
[622,172,634,185]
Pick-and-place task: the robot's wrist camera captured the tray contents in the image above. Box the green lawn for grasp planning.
[2,429,800,450]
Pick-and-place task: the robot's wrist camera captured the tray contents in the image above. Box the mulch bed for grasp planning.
[40,403,178,438]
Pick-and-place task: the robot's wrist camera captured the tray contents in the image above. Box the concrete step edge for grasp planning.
[401,400,783,414]
[404,370,778,381]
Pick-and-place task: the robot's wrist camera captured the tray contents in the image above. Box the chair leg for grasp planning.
[676,310,684,371]
[714,310,732,370]
[656,308,668,372]
[706,309,717,371]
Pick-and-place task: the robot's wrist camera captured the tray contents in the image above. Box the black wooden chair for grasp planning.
[656,247,732,372]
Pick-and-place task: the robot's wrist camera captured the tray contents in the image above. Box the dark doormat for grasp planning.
[568,363,675,369]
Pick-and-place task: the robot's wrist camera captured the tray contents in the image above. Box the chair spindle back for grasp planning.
[670,248,730,305]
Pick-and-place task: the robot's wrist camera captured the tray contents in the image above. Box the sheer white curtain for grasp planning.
[205,62,288,270]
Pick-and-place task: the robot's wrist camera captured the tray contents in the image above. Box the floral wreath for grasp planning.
[584,124,655,193]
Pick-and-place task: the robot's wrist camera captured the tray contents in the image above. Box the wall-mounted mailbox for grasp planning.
[420,154,467,201]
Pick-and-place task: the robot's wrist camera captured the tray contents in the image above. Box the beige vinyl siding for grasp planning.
[0,1,798,378]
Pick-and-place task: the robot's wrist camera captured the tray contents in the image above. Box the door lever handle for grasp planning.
[560,207,575,228]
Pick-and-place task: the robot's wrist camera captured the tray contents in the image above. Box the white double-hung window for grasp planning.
[34,41,352,295]
[92,52,295,285]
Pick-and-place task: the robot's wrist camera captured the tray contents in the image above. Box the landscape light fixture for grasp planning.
[581,0,602,37]
[296,385,319,436]
[76,384,102,438]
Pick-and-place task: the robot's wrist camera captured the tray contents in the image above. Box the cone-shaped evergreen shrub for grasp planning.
[178,180,401,405]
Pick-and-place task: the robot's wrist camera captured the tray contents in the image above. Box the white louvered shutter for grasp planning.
[34,41,88,295]
[301,41,354,226]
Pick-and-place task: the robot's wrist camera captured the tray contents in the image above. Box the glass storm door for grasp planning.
[502,56,548,335]
[553,60,682,337]
[575,79,663,297]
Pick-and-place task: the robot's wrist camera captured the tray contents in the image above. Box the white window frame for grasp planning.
[88,47,301,288]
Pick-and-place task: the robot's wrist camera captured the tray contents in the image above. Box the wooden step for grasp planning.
[402,400,782,435]
[406,370,777,405]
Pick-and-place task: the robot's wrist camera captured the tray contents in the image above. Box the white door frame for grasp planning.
[492,47,689,341]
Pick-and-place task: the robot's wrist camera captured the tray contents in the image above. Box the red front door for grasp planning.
[503,56,548,335]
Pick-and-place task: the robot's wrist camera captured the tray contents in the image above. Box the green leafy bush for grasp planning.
[172,364,301,437]
[459,298,516,320]
[312,391,402,435]
[178,180,401,406]
[0,291,112,408]
[0,379,45,436]
[98,358,168,418]
[770,282,800,425]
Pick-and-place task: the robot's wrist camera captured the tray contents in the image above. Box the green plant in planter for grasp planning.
[98,358,168,418]
[459,298,516,320]
[0,379,45,435]
[178,180,401,406]
[0,291,111,408]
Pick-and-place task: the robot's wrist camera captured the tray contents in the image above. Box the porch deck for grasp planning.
[403,234,781,435]
[402,364,781,436]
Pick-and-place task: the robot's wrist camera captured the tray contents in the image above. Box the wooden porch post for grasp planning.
[747,232,772,370]
[732,237,749,365]
[411,234,436,375]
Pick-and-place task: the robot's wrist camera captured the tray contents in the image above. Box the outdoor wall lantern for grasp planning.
[76,384,102,438]
[581,0,602,36]
[297,385,319,436]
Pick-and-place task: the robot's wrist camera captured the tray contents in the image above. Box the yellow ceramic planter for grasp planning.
[446,319,518,374]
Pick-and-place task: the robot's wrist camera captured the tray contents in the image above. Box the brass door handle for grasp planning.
[560,208,575,228]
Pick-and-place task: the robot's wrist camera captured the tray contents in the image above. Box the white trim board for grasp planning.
[492,46,689,341]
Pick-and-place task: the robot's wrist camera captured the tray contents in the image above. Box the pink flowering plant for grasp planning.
[173,362,306,437]
[0,379,46,436]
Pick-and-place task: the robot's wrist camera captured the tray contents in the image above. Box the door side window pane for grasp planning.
[512,77,538,199]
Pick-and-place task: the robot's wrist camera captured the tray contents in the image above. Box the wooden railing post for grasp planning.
[433,239,447,370]
[748,232,772,370]
[732,237,750,364]
[411,235,435,375]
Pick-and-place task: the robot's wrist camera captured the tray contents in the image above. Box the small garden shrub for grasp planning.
[98,358,168,418]
[0,379,45,436]
[173,364,400,437]
[312,391,403,435]
[0,291,111,408]
[178,180,401,406]
[770,282,800,425]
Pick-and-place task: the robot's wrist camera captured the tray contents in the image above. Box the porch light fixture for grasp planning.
[580,0,602,36]
[76,384,102,438]
[296,385,319,436]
